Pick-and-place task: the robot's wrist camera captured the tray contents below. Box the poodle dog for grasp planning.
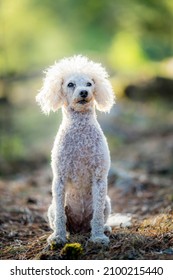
[36,55,115,245]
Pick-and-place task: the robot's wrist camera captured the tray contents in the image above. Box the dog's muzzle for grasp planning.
[78,90,89,104]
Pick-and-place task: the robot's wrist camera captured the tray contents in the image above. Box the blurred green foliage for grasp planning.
[1,0,173,76]
[1,0,173,169]
[0,134,25,160]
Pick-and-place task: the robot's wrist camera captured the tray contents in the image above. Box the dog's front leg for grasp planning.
[91,178,109,245]
[47,177,67,245]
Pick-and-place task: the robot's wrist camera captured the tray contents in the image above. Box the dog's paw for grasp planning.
[90,234,110,245]
[47,233,67,247]
[104,225,112,233]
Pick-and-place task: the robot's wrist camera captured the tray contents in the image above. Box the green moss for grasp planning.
[0,135,25,161]
[50,241,60,251]
[60,243,83,259]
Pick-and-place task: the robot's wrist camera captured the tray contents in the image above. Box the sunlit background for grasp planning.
[0,0,173,174]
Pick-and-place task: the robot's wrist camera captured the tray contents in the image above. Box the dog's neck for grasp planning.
[62,106,97,126]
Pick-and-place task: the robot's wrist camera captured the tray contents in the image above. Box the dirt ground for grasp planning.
[0,99,173,260]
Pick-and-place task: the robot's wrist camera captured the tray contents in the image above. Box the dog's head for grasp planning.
[36,55,115,114]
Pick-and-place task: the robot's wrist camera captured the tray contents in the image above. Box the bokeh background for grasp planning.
[0,0,173,170]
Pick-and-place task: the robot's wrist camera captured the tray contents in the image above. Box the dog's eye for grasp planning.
[86,82,92,87]
[67,82,75,88]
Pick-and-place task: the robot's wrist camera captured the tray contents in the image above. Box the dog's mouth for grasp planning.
[77,99,89,105]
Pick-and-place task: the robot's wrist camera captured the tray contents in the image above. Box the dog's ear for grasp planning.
[36,65,63,115]
[94,77,115,113]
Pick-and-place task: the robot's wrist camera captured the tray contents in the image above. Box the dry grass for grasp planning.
[1,205,173,260]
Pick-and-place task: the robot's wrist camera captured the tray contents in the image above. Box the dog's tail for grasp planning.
[107,213,132,228]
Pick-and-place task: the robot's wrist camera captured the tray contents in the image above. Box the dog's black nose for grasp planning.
[80,90,88,98]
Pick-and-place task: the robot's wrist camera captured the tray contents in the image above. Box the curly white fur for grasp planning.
[36,55,115,245]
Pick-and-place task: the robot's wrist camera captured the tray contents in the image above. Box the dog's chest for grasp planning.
[57,124,105,169]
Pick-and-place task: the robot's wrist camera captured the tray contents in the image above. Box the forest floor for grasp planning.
[0,99,173,260]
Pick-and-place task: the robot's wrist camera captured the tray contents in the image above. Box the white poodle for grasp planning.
[36,55,115,245]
